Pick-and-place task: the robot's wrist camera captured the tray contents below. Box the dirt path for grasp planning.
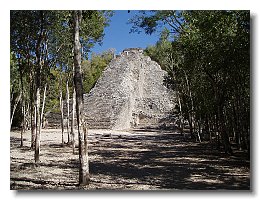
[10,128,250,190]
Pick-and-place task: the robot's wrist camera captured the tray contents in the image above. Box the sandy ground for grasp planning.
[10,128,250,190]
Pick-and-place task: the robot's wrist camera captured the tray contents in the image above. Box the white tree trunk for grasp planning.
[59,74,64,146]
[66,79,70,144]
[34,87,41,163]
[10,92,21,129]
[40,83,47,131]
[71,87,76,154]
[20,103,25,147]
[74,10,90,185]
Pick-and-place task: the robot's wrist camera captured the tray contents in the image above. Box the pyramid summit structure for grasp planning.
[83,48,176,130]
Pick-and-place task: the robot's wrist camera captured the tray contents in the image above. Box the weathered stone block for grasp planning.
[83,48,176,130]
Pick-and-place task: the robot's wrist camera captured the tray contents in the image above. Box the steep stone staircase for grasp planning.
[46,48,175,130]
[83,48,175,129]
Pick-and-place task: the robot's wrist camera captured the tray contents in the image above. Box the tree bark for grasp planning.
[83,121,88,156]
[71,87,76,154]
[25,102,30,130]
[205,115,212,143]
[19,58,25,147]
[197,119,202,143]
[34,87,41,163]
[30,72,36,149]
[32,104,37,149]
[74,10,90,186]
[216,92,233,155]
[20,104,25,147]
[34,10,44,163]
[184,70,195,137]
[10,92,21,129]
[177,91,184,135]
[39,83,47,131]
[34,39,42,163]
[66,79,70,144]
[59,72,64,146]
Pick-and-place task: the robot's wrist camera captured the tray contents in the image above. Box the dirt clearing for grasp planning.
[10,128,250,190]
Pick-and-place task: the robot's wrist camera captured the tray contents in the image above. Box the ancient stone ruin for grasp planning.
[83,48,175,130]
[45,48,175,130]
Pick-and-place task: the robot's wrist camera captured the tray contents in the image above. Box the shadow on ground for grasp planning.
[10,128,250,190]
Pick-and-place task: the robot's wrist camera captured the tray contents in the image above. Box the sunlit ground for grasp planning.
[10,128,250,190]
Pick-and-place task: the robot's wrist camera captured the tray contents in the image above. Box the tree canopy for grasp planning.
[10,10,113,127]
[133,10,250,154]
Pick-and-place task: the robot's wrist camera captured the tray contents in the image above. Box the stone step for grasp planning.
[87,121,113,129]
[46,49,175,130]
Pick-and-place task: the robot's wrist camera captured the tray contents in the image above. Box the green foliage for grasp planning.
[144,29,173,71]
[10,10,113,127]
[130,10,185,36]
[80,11,114,56]
[10,52,19,94]
[138,10,250,153]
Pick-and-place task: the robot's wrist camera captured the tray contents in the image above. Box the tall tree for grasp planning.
[11,10,58,162]
[34,10,47,163]
[66,77,70,144]
[73,10,90,186]
[71,87,76,154]
[59,70,65,146]
[71,10,113,185]
[11,10,113,180]
[132,10,250,155]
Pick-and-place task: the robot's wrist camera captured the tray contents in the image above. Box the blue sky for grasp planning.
[90,10,160,55]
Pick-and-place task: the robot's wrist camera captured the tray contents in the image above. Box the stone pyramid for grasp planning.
[83,48,175,130]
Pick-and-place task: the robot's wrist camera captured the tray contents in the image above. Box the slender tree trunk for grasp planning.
[233,101,241,149]
[18,59,26,147]
[66,79,70,144]
[20,104,25,147]
[177,91,184,135]
[39,83,47,131]
[74,10,90,186]
[30,72,36,149]
[237,100,244,150]
[59,74,64,146]
[25,102,30,130]
[197,119,202,143]
[184,71,195,137]
[83,121,88,156]
[20,95,28,147]
[71,87,76,154]
[205,71,233,154]
[241,125,248,150]
[34,48,42,163]
[214,114,221,150]
[10,92,21,129]
[10,87,14,106]
[32,104,37,149]
[205,115,212,143]
[83,121,89,176]
[34,87,41,163]
[187,115,194,139]
[217,97,233,155]
[220,112,233,155]
[34,11,44,163]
